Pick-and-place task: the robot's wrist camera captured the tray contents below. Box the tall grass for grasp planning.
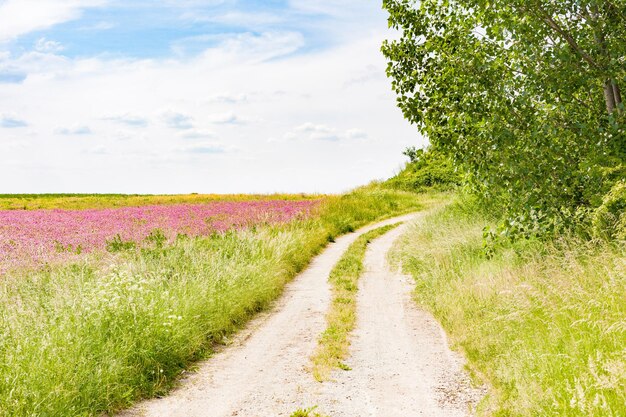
[392,197,626,416]
[0,187,426,417]
[311,223,400,381]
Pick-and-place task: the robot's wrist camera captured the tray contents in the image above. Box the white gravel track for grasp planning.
[119,213,483,417]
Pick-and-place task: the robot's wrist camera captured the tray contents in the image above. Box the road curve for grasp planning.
[311,218,484,416]
[119,213,419,417]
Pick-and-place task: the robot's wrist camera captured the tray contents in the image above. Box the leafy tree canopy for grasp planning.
[382,0,626,227]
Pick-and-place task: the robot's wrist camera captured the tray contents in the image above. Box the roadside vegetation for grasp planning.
[391,197,626,416]
[311,223,400,381]
[0,187,426,417]
[382,4,626,413]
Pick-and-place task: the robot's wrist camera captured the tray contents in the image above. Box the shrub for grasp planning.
[592,181,626,240]
[105,234,136,252]
[384,147,461,192]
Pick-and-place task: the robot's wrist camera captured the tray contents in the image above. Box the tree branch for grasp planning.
[537,8,600,69]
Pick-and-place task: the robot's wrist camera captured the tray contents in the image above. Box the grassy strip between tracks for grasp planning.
[311,222,401,381]
[290,405,328,417]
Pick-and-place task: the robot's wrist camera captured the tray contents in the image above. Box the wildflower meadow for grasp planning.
[0,188,425,416]
[0,200,318,272]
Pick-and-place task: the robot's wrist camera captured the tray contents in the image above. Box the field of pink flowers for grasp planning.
[0,200,319,272]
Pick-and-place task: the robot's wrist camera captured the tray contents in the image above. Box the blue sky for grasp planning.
[0,0,425,193]
[8,1,335,58]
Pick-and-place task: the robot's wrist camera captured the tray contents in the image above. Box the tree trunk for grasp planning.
[612,80,623,112]
[604,79,616,113]
[603,79,623,114]
[589,5,621,114]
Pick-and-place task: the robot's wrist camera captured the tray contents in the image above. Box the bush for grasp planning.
[592,181,626,240]
[384,147,461,192]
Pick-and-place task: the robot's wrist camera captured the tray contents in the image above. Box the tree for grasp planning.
[402,146,424,163]
[382,0,626,220]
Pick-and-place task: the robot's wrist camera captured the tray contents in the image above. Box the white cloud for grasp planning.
[176,142,227,154]
[0,0,107,43]
[103,113,149,127]
[170,30,303,62]
[288,0,378,24]
[209,112,247,125]
[346,128,368,140]
[288,0,350,15]
[0,114,28,128]
[183,11,283,27]
[180,130,216,139]
[292,122,340,141]
[285,123,368,142]
[55,125,92,135]
[84,145,109,155]
[161,111,194,130]
[206,93,248,104]
[0,139,31,150]
[345,64,383,87]
[78,21,115,31]
[157,0,226,8]
[35,38,65,53]
[1,50,71,81]
[198,31,305,64]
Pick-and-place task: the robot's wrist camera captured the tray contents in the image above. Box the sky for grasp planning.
[0,0,425,194]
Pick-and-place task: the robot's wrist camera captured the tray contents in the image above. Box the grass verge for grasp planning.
[0,187,432,417]
[311,223,400,381]
[391,196,626,416]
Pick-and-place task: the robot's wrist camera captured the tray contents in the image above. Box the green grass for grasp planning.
[0,187,428,417]
[391,196,626,416]
[290,406,328,417]
[311,223,400,381]
[0,193,320,210]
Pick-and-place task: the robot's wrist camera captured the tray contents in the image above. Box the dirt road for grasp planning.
[120,213,482,417]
